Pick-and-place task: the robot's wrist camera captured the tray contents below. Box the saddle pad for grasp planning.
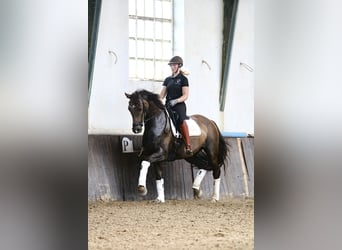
[170,118,201,137]
[186,119,201,136]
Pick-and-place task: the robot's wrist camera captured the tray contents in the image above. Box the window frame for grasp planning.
[128,0,174,82]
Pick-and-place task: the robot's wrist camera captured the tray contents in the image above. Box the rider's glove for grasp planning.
[169,99,178,107]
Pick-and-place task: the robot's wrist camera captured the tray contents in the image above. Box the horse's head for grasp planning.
[125,92,145,133]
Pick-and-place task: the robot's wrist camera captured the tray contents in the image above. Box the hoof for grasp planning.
[211,198,219,203]
[193,188,202,199]
[137,185,147,196]
[152,198,165,204]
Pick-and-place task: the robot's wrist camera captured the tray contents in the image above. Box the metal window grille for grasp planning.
[129,0,173,82]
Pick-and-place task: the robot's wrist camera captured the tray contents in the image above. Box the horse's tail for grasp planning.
[212,121,230,174]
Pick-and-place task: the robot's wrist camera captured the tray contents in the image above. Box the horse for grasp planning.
[125,89,229,202]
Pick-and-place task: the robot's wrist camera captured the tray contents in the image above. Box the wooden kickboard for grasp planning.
[88,135,254,201]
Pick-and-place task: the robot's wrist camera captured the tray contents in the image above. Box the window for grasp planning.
[129,0,173,81]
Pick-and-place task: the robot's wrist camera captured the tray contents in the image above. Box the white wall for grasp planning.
[183,0,223,123]
[88,0,131,134]
[224,0,254,134]
[88,0,254,135]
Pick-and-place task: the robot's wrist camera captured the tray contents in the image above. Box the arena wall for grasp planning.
[88,135,254,201]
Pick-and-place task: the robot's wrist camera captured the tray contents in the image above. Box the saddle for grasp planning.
[165,107,201,137]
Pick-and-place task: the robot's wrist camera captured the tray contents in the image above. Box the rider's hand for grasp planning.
[169,99,178,107]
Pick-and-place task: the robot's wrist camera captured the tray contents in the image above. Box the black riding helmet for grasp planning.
[168,56,183,67]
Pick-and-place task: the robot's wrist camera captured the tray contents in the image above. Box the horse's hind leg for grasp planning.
[192,169,207,199]
[212,168,221,202]
[205,139,221,202]
[154,163,165,203]
[186,150,209,199]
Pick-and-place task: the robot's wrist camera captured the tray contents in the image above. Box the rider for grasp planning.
[160,56,193,155]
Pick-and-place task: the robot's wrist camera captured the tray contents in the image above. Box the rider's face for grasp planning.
[170,64,179,74]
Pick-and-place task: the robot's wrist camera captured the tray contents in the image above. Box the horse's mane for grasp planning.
[134,89,165,110]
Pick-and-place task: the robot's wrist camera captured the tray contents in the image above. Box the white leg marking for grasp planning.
[156,178,165,203]
[212,178,221,201]
[138,160,150,187]
[192,169,207,190]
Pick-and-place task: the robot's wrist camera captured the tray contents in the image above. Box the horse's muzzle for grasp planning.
[132,123,143,134]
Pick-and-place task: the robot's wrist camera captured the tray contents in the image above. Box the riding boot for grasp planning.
[180,121,193,155]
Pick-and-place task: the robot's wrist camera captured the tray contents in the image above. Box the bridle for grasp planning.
[132,120,144,128]
[132,96,153,128]
[130,95,171,137]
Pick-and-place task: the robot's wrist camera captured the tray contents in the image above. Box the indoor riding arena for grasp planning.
[88,0,254,249]
[88,136,254,249]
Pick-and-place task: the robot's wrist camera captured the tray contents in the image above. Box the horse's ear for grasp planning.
[125,93,131,99]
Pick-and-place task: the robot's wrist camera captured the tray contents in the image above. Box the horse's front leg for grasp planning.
[154,163,165,203]
[137,148,167,197]
[137,160,150,196]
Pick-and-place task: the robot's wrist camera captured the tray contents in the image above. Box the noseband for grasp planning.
[133,121,144,127]
[133,113,153,128]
